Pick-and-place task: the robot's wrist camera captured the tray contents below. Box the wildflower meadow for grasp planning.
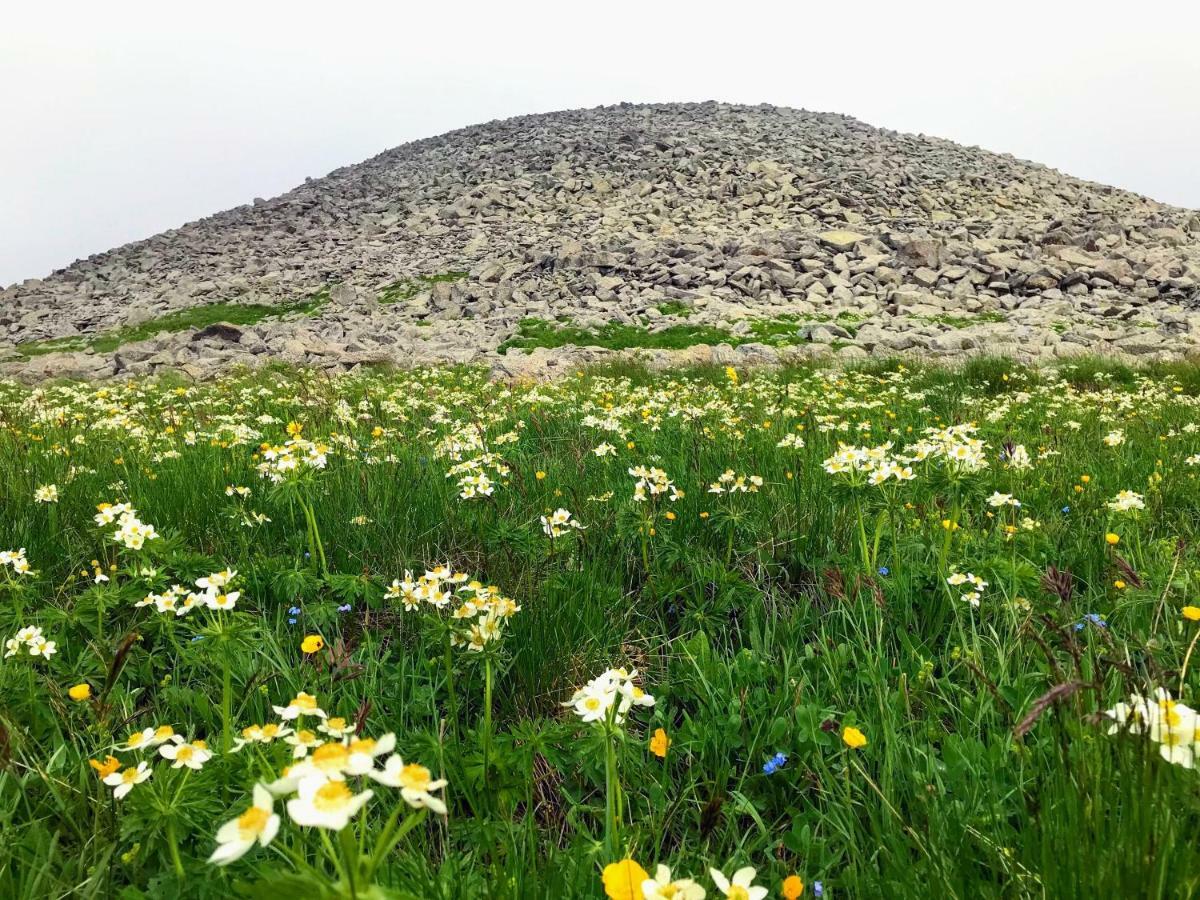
[3,356,1200,898]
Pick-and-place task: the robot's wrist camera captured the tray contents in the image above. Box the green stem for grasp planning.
[483,655,494,785]
[444,631,460,743]
[166,819,184,878]
[603,723,622,859]
[366,806,428,880]
[221,652,233,754]
[338,826,360,899]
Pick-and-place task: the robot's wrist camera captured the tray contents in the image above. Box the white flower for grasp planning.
[209,785,280,865]
[122,725,181,751]
[368,755,448,815]
[709,866,767,900]
[205,590,240,611]
[344,734,396,775]
[286,775,373,830]
[159,740,213,770]
[34,484,58,503]
[642,865,707,899]
[104,761,152,799]
[1107,490,1146,513]
[540,507,586,538]
[273,692,327,720]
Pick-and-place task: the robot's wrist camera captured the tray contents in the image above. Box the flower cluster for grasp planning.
[629,466,683,502]
[210,694,447,864]
[822,442,916,486]
[707,470,763,494]
[565,667,655,725]
[0,547,32,576]
[436,422,510,501]
[541,507,586,539]
[385,566,520,651]
[94,502,160,550]
[255,433,330,483]
[1107,490,1146,513]
[136,568,240,615]
[908,423,989,473]
[947,570,989,607]
[1105,688,1200,768]
[4,625,57,659]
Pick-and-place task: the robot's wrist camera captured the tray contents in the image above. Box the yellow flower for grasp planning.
[603,859,650,900]
[782,875,805,899]
[68,683,91,702]
[1105,533,1120,546]
[1183,606,1200,622]
[535,471,546,480]
[664,511,676,522]
[842,726,867,750]
[649,728,671,759]
[725,366,739,385]
[300,635,325,654]
[1114,580,1126,590]
[286,422,303,436]
[1080,475,1091,484]
[90,755,121,779]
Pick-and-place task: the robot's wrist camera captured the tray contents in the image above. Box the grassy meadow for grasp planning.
[2,356,1200,898]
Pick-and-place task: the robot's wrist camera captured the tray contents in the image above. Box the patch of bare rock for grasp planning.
[2,101,1199,381]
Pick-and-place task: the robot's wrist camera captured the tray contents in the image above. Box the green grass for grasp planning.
[378,271,468,304]
[498,316,823,353]
[15,291,331,358]
[916,311,1007,329]
[2,358,1200,897]
[655,300,694,317]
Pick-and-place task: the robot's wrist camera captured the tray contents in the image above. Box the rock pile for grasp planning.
[3,101,1198,380]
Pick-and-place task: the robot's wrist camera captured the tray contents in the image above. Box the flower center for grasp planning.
[237,806,269,837]
[399,763,431,791]
[314,781,352,811]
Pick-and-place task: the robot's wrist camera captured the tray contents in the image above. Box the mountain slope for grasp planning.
[3,101,1199,379]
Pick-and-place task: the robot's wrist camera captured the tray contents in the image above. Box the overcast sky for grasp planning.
[3,1,1198,287]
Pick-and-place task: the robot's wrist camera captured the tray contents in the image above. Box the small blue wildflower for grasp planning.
[288,617,297,625]
[1075,612,1107,632]
[337,604,352,613]
[813,882,823,898]
[762,752,788,774]
[878,566,890,577]
[190,635,204,642]
[1061,505,1071,514]
[288,606,301,615]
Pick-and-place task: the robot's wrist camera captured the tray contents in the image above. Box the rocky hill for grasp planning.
[3,101,1199,380]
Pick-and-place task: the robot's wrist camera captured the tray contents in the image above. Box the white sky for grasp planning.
[3,1,1198,287]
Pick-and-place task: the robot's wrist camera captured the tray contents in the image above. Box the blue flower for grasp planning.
[1061,505,1071,514]
[288,617,297,625]
[288,606,302,615]
[813,882,823,898]
[1075,612,1107,631]
[762,752,788,774]
[190,635,204,642]
[877,566,890,577]
[337,604,352,613]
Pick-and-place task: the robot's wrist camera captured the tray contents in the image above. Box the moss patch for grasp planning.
[498,316,818,354]
[16,291,330,359]
[379,271,468,305]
